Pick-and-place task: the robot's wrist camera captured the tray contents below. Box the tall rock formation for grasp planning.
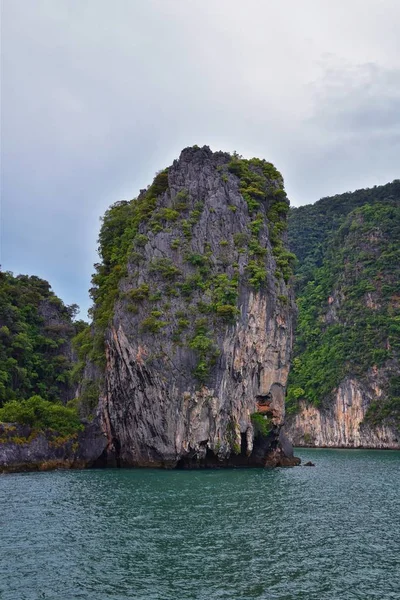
[82,146,299,467]
[285,183,400,448]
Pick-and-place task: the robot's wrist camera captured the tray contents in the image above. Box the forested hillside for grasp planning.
[0,272,85,434]
[286,181,400,444]
[288,180,400,290]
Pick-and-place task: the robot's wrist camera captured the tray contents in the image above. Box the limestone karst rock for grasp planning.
[83,146,299,467]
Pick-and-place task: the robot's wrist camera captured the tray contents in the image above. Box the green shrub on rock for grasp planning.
[149,258,181,281]
[0,395,83,436]
[215,304,239,321]
[251,413,272,437]
[129,284,150,302]
[140,313,167,333]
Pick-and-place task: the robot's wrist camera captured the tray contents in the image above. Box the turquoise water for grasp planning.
[1,449,399,600]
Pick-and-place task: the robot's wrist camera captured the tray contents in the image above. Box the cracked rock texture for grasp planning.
[96,146,299,467]
[0,421,107,473]
[285,373,399,449]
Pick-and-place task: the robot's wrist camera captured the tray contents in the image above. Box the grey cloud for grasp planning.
[287,62,400,201]
[311,63,400,134]
[1,0,399,316]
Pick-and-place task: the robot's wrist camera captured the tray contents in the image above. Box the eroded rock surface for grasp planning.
[286,374,399,449]
[0,421,107,474]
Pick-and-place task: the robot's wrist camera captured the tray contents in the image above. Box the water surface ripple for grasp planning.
[1,449,399,599]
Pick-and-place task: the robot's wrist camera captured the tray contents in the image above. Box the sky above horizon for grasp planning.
[1,0,399,317]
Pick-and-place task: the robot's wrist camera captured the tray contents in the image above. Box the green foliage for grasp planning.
[251,413,272,437]
[211,274,238,306]
[177,318,190,330]
[364,375,400,427]
[86,151,293,390]
[134,234,148,247]
[140,312,168,333]
[288,180,400,289]
[149,258,181,281]
[248,239,267,257]
[274,249,296,283]
[0,395,83,436]
[149,291,162,302]
[189,334,215,354]
[76,379,100,416]
[185,253,208,267]
[181,220,192,239]
[170,238,181,250]
[189,327,220,383]
[215,305,239,321]
[197,301,212,314]
[233,232,250,248]
[129,284,150,302]
[225,418,241,453]
[246,261,267,289]
[89,169,169,363]
[225,156,292,282]
[152,207,180,223]
[268,200,289,218]
[0,271,80,405]
[227,155,283,214]
[249,217,264,236]
[303,432,313,444]
[267,203,295,283]
[71,325,92,382]
[287,194,400,424]
[180,273,206,297]
[173,189,189,211]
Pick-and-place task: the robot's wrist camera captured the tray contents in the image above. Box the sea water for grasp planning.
[1,449,399,600]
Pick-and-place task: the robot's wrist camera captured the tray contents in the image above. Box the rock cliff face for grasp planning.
[286,374,399,448]
[286,185,400,448]
[89,146,299,467]
[0,421,107,473]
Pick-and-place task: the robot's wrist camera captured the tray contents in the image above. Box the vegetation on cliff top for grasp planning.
[287,181,400,428]
[227,154,295,284]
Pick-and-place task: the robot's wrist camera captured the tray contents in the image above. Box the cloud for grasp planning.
[291,61,400,198]
[311,62,400,134]
[1,0,399,316]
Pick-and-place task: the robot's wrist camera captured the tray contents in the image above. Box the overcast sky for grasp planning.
[1,0,399,317]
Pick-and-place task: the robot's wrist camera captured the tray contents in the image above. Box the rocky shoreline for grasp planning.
[0,421,301,474]
[0,421,107,474]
